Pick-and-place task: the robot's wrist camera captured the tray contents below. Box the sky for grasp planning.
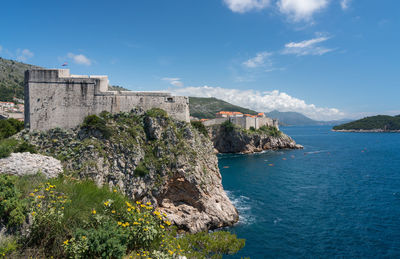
[0,0,399,120]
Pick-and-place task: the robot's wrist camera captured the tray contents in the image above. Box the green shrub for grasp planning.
[99,110,112,119]
[0,118,24,140]
[249,126,255,131]
[13,141,37,154]
[82,114,112,139]
[145,108,168,118]
[0,139,37,158]
[66,221,128,259]
[0,174,28,228]
[258,125,281,137]
[0,236,19,258]
[191,121,209,137]
[134,162,149,177]
[171,230,245,259]
[6,175,245,258]
[221,120,235,132]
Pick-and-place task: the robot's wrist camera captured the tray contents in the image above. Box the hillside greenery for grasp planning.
[189,97,258,119]
[0,118,35,158]
[333,115,400,130]
[0,174,245,258]
[0,57,40,102]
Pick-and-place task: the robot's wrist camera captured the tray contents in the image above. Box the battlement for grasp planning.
[25,69,190,131]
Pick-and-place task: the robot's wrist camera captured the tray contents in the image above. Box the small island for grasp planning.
[333,115,400,132]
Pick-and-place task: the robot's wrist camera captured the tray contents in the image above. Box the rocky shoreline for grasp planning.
[209,125,303,154]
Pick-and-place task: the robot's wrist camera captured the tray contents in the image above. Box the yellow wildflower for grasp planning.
[136,201,141,204]
[133,221,140,225]
[31,211,36,216]
[113,189,117,193]
[92,209,96,214]
[63,239,69,245]
[118,221,122,225]
[29,193,35,197]
[127,208,131,212]
[146,201,151,205]
[111,210,116,214]
[82,236,86,240]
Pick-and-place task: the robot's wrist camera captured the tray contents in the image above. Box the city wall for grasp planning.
[25,69,190,131]
[203,116,279,130]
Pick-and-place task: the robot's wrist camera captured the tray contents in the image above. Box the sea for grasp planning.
[220,126,400,258]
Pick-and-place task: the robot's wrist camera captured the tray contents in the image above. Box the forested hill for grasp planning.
[333,115,400,131]
[0,57,41,102]
[189,97,258,119]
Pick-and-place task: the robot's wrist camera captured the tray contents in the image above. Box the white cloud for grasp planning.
[162,77,184,87]
[277,0,329,21]
[243,51,272,68]
[0,45,2,53]
[223,0,270,13]
[282,36,333,55]
[171,86,344,120]
[340,0,350,10]
[16,49,34,62]
[67,53,92,66]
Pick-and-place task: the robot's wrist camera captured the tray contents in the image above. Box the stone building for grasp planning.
[24,69,190,131]
[202,111,279,130]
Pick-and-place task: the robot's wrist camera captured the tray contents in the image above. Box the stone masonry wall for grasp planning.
[25,69,190,131]
[203,116,279,130]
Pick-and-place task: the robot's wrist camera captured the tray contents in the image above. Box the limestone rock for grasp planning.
[0,152,62,178]
[17,112,239,232]
[210,126,303,154]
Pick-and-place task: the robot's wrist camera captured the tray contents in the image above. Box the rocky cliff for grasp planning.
[16,108,238,233]
[209,124,303,154]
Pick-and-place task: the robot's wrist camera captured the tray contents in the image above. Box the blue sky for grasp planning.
[1,0,399,120]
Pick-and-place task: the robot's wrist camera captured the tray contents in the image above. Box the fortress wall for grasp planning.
[203,118,228,127]
[25,69,189,131]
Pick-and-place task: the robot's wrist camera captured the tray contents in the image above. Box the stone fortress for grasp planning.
[202,111,279,130]
[24,69,190,131]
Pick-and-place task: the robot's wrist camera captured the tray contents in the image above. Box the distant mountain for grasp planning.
[189,97,258,119]
[333,115,400,131]
[266,110,351,126]
[266,110,318,126]
[0,57,41,102]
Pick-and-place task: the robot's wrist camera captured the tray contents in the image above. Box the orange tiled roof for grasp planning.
[216,111,243,115]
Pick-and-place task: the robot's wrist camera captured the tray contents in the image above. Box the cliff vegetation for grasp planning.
[210,120,303,154]
[0,173,244,258]
[0,108,245,258]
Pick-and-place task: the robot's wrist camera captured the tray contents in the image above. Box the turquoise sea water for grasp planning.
[220,126,400,258]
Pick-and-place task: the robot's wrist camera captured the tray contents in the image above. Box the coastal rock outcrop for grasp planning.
[16,109,238,233]
[0,152,62,178]
[210,125,303,154]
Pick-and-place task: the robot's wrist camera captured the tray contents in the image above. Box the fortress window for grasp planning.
[166,97,174,102]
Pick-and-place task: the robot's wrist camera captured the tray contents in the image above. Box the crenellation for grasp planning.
[25,69,190,131]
